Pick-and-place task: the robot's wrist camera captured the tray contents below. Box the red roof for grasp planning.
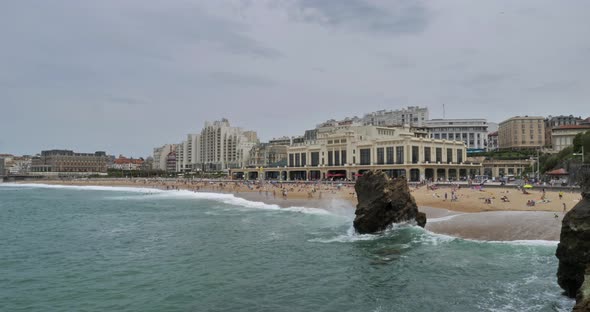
[114,157,144,165]
[546,168,568,175]
[554,125,590,130]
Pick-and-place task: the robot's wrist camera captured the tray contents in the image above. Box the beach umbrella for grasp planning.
[524,184,533,189]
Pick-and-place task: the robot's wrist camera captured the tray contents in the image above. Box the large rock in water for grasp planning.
[353,170,426,234]
[556,167,590,307]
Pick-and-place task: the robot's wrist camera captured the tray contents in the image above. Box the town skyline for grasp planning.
[2,1,590,156]
[2,106,588,157]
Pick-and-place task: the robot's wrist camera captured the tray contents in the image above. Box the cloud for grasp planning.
[207,71,276,87]
[290,0,431,35]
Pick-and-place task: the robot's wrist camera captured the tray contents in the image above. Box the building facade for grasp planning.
[248,143,288,168]
[551,125,590,152]
[498,116,546,150]
[166,151,177,173]
[424,119,489,151]
[30,150,108,174]
[152,144,177,171]
[0,157,5,176]
[111,156,144,171]
[362,106,429,127]
[545,115,582,148]
[232,125,479,182]
[487,131,499,151]
[197,119,258,171]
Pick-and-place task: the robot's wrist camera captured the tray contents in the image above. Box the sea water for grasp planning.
[0,184,575,311]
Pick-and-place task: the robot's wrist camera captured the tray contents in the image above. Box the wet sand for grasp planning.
[424,207,563,241]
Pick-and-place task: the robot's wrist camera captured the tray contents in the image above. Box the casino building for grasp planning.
[231,125,481,182]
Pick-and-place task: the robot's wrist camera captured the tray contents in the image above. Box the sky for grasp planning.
[1,0,590,157]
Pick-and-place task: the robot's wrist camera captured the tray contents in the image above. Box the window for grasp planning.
[396,146,404,164]
[301,153,306,166]
[341,150,347,164]
[360,149,371,165]
[436,148,442,163]
[334,150,340,166]
[457,149,463,163]
[377,147,385,165]
[447,149,453,163]
[328,151,333,166]
[412,146,419,164]
[424,147,431,162]
[289,154,294,167]
[311,152,319,166]
[386,147,394,164]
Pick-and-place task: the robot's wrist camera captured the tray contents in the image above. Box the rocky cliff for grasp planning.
[353,170,426,234]
[556,167,590,309]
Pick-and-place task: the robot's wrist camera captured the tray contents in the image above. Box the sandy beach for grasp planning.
[17,178,582,241]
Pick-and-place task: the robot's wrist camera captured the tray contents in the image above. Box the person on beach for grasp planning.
[444,192,448,201]
[559,191,563,200]
[563,203,567,214]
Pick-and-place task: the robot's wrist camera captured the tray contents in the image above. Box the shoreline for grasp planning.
[6,179,578,241]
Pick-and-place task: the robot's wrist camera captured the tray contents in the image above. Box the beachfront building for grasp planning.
[111,156,144,171]
[196,119,259,172]
[165,151,177,173]
[30,150,109,175]
[175,133,201,173]
[152,144,177,171]
[248,143,288,168]
[0,157,5,176]
[551,125,590,152]
[8,157,32,175]
[498,116,546,150]
[545,115,583,148]
[232,125,480,182]
[362,106,429,127]
[468,157,533,178]
[424,119,489,151]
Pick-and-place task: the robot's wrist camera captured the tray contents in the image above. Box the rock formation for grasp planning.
[556,166,590,308]
[353,170,426,234]
[573,267,590,311]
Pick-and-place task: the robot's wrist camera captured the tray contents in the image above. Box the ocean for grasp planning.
[0,184,575,311]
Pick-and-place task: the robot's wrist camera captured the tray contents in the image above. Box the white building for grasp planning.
[152,144,177,171]
[552,125,590,152]
[362,106,429,127]
[425,119,489,151]
[233,125,479,182]
[192,118,258,171]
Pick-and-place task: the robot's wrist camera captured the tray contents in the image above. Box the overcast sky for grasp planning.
[1,0,590,157]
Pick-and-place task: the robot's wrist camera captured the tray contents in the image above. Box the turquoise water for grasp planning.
[0,184,574,311]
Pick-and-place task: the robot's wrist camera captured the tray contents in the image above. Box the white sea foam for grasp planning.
[309,225,382,243]
[483,239,560,247]
[0,183,164,194]
[4,183,332,216]
[426,213,466,223]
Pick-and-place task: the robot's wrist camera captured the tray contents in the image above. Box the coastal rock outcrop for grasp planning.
[556,167,590,306]
[353,170,426,234]
[573,266,590,311]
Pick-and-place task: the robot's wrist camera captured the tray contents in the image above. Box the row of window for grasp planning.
[288,146,464,167]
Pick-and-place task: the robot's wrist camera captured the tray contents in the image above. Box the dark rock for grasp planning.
[556,166,590,301]
[353,170,426,234]
[573,266,590,311]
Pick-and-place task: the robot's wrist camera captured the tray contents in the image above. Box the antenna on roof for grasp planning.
[443,104,446,119]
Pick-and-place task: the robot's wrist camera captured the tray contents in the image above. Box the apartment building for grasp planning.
[424,119,489,151]
[498,116,546,150]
